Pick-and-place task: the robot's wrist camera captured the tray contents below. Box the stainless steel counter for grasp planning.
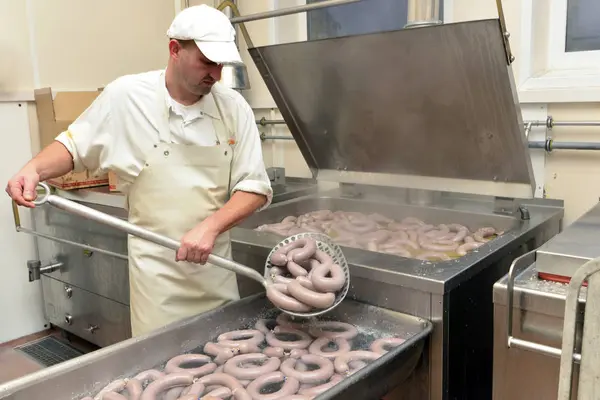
[493,262,582,400]
[0,295,432,400]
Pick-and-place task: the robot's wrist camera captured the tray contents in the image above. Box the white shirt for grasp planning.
[56,69,273,209]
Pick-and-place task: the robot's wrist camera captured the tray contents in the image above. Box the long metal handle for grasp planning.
[558,257,600,399]
[506,250,581,362]
[229,0,361,24]
[31,182,267,286]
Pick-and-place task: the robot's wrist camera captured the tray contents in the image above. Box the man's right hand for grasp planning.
[5,168,40,208]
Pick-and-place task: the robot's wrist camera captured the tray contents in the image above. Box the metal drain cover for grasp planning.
[15,336,83,367]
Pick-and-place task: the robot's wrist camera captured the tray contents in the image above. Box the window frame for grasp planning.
[517,0,600,103]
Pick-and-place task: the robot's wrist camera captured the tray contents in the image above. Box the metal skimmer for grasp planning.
[30,182,350,318]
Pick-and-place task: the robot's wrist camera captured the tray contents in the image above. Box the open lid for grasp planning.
[248,19,535,199]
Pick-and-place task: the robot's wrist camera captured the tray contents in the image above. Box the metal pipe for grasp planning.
[405,0,441,28]
[528,140,600,152]
[524,116,600,128]
[262,135,295,140]
[229,0,361,24]
[256,117,287,126]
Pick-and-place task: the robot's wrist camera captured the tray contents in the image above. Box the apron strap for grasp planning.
[156,72,172,143]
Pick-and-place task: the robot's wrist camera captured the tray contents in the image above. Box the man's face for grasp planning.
[172,40,223,96]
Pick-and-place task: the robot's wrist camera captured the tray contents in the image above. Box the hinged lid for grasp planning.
[248,19,535,199]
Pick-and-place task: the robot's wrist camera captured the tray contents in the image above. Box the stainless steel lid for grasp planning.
[248,19,535,199]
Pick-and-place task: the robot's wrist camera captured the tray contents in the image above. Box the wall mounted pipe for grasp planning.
[524,116,600,129]
[528,140,600,152]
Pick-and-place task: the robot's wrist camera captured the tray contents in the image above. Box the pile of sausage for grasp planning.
[255,210,502,262]
[79,314,405,400]
[266,238,345,313]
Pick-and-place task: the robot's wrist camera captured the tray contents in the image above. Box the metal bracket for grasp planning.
[495,0,515,64]
[27,260,63,282]
[266,167,286,186]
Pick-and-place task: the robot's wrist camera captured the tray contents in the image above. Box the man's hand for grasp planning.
[177,220,221,264]
[5,167,40,208]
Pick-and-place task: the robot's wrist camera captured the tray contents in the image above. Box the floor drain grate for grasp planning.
[15,336,83,367]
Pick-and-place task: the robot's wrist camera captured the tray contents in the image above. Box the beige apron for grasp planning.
[127,73,240,337]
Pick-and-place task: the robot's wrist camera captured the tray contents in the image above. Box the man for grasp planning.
[5,5,273,337]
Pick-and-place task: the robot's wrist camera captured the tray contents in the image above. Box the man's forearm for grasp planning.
[205,191,267,234]
[29,141,74,180]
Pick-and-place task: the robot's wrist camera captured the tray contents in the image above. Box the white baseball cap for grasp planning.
[166,5,243,65]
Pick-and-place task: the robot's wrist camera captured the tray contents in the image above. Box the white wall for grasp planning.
[0,0,176,343]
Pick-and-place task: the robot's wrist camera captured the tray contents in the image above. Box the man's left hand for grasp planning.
[177,221,220,264]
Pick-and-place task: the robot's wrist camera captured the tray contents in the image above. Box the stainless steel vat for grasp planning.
[492,202,600,399]
[0,296,432,400]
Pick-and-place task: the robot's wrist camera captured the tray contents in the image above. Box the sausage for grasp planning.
[295,275,315,290]
[382,238,419,251]
[93,379,127,400]
[309,210,333,220]
[339,218,377,234]
[270,238,317,267]
[266,326,312,349]
[133,369,165,383]
[333,351,381,374]
[416,252,451,261]
[286,249,310,277]
[457,241,484,256]
[181,380,206,396]
[290,239,318,263]
[369,337,406,354]
[379,246,412,258]
[262,346,284,358]
[245,371,300,400]
[310,263,345,293]
[282,216,297,223]
[140,373,194,400]
[204,342,237,364]
[401,217,425,226]
[266,283,313,313]
[308,337,351,360]
[288,279,335,309]
[357,230,391,246]
[223,353,281,380]
[123,378,143,400]
[280,354,335,384]
[163,385,185,400]
[308,321,358,340]
[420,241,458,252]
[474,227,497,242]
[165,354,217,377]
[298,374,344,397]
[288,348,309,358]
[199,373,252,400]
[203,387,232,398]
[390,230,409,240]
[368,213,393,225]
[218,330,264,344]
[217,330,264,355]
[273,275,293,284]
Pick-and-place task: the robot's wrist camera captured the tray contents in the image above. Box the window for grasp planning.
[517,0,600,103]
[547,0,600,71]
[566,0,600,52]
[305,0,444,40]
